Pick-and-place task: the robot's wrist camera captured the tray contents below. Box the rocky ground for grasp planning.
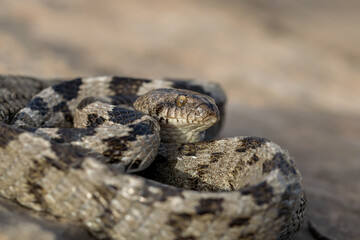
[0,0,359,239]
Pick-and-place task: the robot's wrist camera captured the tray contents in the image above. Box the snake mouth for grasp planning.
[157,113,218,143]
[158,113,218,126]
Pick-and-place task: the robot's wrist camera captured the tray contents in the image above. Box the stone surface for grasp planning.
[0,0,359,239]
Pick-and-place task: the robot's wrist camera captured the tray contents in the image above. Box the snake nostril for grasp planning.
[195,105,208,118]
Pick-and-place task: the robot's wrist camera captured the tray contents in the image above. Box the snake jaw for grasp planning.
[134,88,220,143]
[157,117,212,143]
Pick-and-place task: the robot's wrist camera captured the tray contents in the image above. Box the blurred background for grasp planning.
[0,0,359,239]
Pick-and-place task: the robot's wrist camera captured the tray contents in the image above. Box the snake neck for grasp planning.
[159,120,206,143]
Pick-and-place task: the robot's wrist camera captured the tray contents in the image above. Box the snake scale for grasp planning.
[0,75,305,240]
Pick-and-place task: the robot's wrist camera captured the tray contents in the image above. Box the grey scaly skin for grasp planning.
[0,75,305,240]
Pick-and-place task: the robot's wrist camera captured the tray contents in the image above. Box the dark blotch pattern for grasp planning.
[196,164,209,186]
[167,213,192,236]
[158,186,184,202]
[27,183,47,208]
[167,79,212,96]
[179,144,197,156]
[11,112,37,127]
[262,159,274,174]
[273,152,296,176]
[44,156,70,171]
[110,95,138,105]
[102,121,155,165]
[198,164,209,171]
[235,137,268,153]
[241,181,273,206]
[110,77,151,95]
[52,101,73,123]
[28,97,49,116]
[26,159,49,209]
[102,137,128,163]
[87,113,106,128]
[52,78,82,100]
[108,107,143,125]
[195,198,224,215]
[128,121,156,137]
[0,76,48,123]
[0,123,21,147]
[142,181,184,203]
[228,217,250,227]
[54,128,96,143]
[248,153,260,165]
[77,97,97,110]
[263,152,296,176]
[48,144,85,170]
[92,185,119,233]
[210,152,223,163]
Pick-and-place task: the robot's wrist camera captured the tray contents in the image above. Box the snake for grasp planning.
[0,75,305,240]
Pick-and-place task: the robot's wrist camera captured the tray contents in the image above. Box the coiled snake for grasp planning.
[0,75,305,240]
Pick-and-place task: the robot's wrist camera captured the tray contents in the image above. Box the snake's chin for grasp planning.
[158,117,217,143]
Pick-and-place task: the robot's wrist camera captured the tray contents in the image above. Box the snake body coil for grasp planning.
[0,75,305,240]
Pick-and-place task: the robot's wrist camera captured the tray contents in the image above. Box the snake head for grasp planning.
[134,88,220,143]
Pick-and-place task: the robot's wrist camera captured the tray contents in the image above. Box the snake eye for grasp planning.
[175,95,187,107]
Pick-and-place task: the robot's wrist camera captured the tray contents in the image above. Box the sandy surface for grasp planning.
[0,1,359,239]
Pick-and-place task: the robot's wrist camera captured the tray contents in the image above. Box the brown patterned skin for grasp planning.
[0,76,305,240]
